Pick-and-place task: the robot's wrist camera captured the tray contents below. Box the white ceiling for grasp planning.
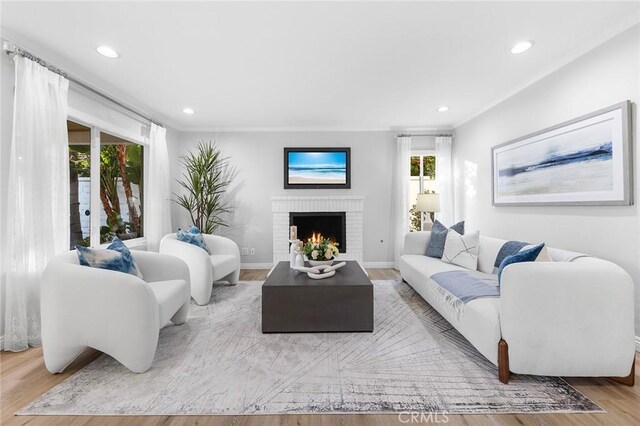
[2,1,639,131]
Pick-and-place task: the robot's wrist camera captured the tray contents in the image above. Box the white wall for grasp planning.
[452,25,640,335]
[410,135,436,151]
[172,131,396,266]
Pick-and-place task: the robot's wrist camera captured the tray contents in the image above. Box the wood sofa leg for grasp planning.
[498,339,511,384]
[610,359,635,386]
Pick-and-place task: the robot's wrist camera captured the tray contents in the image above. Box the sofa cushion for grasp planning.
[401,254,467,281]
[442,230,479,270]
[210,254,240,281]
[425,220,465,258]
[477,236,507,274]
[147,279,188,324]
[399,254,502,365]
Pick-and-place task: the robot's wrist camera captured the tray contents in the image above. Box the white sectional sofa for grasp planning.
[399,231,636,385]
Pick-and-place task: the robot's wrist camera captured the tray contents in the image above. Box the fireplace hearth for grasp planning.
[290,212,346,253]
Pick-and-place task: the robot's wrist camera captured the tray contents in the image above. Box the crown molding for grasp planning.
[173,125,455,133]
[175,126,402,133]
[453,17,640,129]
[389,126,454,133]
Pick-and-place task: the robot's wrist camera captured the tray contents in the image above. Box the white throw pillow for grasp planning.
[442,229,480,270]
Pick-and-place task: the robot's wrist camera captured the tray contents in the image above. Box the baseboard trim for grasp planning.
[635,336,640,353]
[241,262,274,270]
[362,262,395,268]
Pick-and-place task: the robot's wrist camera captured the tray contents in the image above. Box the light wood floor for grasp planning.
[2,269,639,426]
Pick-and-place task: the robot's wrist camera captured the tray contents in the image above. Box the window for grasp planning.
[409,153,437,232]
[67,121,144,248]
[99,132,144,243]
[68,121,91,248]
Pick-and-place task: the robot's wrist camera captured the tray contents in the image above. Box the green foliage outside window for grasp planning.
[99,144,143,242]
[410,155,436,179]
[409,204,422,232]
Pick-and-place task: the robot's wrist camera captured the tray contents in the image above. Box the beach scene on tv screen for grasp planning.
[288,151,347,184]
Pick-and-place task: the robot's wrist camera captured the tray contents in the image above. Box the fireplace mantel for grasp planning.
[271,196,364,264]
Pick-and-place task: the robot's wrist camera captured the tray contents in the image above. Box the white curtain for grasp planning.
[2,56,69,351]
[145,123,172,252]
[392,136,411,268]
[435,136,454,225]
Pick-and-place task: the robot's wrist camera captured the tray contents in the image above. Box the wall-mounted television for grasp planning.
[284,147,351,189]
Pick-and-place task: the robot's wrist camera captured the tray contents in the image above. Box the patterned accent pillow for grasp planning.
[75,245,143,278]
[177,226,209,252]
[107,237,144,278]
[425,220,465,258]
[497,243,545,286]
[441,229,480,270]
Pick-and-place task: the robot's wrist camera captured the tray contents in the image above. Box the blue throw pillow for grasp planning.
[106,237,144,278]
[493,240,529,273]
[177,226,209,252]
[75,244,144,279]
[425,220,465,258]
[497,243,545,286]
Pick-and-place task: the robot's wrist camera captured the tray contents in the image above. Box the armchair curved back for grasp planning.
[41,250,160,373]
[159,232,240,305]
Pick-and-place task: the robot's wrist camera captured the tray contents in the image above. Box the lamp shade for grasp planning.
[416,193,441,212]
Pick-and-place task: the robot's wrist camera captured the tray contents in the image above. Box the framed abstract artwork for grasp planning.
[492,101,632,206]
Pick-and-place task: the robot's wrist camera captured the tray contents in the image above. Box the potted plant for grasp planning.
[174,141,232,234]
[302,235,339,266]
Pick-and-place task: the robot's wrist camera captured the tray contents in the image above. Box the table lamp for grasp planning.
[416,192,441,231]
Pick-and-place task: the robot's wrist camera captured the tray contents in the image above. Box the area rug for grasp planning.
[19,280,602,415]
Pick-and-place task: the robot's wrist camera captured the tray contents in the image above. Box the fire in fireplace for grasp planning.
[290,212,346,253]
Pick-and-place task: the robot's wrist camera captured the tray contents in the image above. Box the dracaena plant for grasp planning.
[174,141,232,234]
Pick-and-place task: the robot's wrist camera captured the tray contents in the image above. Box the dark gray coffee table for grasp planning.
[262,261,374,333]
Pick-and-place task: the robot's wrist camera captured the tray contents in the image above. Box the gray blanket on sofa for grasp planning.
[430,270,500,319]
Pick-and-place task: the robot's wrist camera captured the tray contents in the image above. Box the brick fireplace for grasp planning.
[271,196,364,264]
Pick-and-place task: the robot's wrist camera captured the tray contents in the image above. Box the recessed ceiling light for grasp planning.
[96,46,118,58]
[511,40,534,54]
[183,107,195,114]
[437,106,449,112]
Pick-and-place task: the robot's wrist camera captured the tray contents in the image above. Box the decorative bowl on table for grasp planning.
[309,259,334,267]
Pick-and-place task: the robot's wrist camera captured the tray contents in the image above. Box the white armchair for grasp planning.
[41,250,190,374]
[160,233,241,305]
